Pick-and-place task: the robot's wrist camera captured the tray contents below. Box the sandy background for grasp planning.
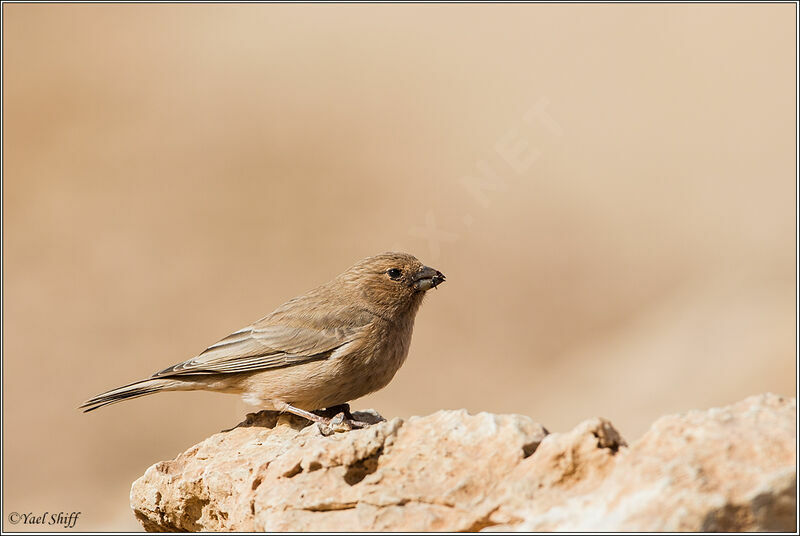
[2,4,796,531]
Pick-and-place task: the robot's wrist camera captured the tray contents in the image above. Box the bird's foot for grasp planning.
[317,412,370,435]
[316,404,371,430]
[274,402,369,434]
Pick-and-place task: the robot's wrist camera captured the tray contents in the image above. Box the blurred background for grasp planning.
[2,3,796,531]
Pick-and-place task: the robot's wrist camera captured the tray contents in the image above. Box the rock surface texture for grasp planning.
[130,394,796,532]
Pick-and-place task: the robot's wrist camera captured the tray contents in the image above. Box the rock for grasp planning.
[487,393,796,531]
[130,394,796,532]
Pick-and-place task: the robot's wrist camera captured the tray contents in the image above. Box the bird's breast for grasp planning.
[336,318,414,390]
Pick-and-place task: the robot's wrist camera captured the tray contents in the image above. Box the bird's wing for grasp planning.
[152,307,373,377]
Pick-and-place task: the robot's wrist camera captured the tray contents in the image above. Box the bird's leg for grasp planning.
[276,401,332,425]
[275,401,369,432]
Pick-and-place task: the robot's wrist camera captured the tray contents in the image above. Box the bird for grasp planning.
[81,252,445,429]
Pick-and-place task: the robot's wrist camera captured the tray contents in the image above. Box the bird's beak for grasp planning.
[413,266,446,291]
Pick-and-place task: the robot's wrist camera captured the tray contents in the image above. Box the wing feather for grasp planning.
[152,307,373,377]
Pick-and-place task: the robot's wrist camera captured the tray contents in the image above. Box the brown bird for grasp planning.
[81,252,445,428]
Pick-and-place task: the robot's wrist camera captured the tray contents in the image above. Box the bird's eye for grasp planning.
[387,268,402,280]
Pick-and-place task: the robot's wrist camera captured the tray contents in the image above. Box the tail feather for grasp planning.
[80,378,181,413]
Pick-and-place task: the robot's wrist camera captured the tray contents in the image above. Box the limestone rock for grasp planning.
[130,394,796,532]
[487,393,796,531]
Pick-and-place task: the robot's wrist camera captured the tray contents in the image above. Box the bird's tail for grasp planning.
[80,377,185,413]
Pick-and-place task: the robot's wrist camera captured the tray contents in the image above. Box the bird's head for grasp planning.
[337,252,445,316]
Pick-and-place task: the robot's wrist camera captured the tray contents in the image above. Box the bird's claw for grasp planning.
[317,413,351,435]
[316,412,370,435]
